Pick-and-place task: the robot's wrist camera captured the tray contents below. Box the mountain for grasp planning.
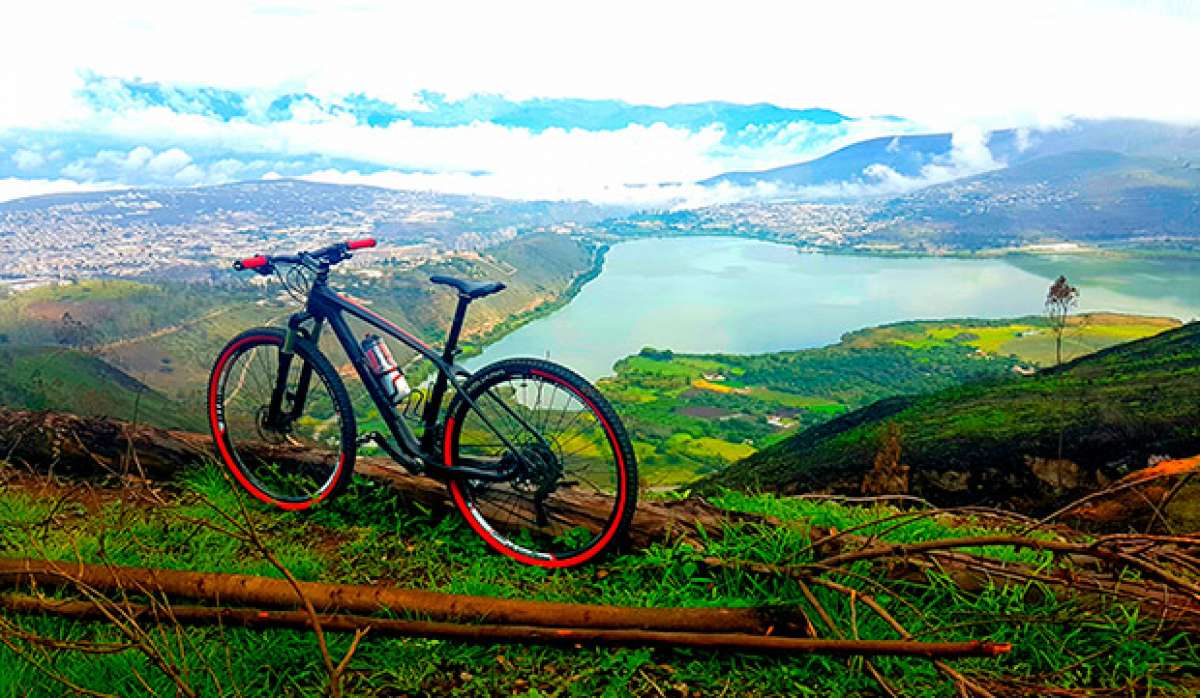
[701,119,1200,196]
[699,322,1200,512]
[868,149,1200,249]
[702,132,967,189]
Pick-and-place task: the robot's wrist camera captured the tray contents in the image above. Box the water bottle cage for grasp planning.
[399,389,426,422]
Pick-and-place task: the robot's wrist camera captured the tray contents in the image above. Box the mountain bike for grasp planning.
[207,238,637,567]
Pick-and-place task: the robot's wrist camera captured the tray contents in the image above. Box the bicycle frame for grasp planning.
[270,267,533,482]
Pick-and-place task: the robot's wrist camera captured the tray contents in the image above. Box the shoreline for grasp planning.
[447,231,1199,378]
[596,229,1200,262]
[441,239,610,365]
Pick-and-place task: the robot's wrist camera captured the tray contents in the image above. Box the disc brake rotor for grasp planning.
[502,443,563,526]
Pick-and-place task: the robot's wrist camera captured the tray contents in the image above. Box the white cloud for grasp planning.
[58,145,251,187]
[12,149,45,170]
[2,1,1198,130]
[772,127,1010,201]
[0,177,121,203]
[146,147,192,176]
[2,1,1197,203]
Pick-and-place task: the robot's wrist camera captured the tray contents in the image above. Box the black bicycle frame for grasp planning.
[269,268,529,482]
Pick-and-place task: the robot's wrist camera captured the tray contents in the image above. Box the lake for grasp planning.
[468,237,1200,379]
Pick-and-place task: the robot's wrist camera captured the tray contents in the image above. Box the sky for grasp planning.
[1,0,1198,205]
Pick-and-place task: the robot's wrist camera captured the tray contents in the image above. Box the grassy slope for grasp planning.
[602,313,1176,488]
[0,234,599,429]
[1,467,1195,696]
[702,322,1200,511]
[0,346,200,430]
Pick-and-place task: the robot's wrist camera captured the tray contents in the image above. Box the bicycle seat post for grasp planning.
[420,291,472,450]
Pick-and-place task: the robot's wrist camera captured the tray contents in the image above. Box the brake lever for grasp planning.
[297,252,322,271]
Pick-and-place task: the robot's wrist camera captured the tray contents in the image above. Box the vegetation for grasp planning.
[2,464,1198,696]
[0,346,200,430]
[0,234,600,433]
[602,313,1177,487]
[704,321,1200,516]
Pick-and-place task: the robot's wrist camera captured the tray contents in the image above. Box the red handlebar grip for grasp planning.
[240,255,269,270]
[347,238,377,250]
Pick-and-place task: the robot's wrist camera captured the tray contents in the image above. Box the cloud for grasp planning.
[145,147,192,176]
[12,149,45,170]
[12,88,924,204]
[768,127,1009,201]
[3,1,1199,132]
[0,177,120,204]
[55,145,261,187]
[1,0,1194,206]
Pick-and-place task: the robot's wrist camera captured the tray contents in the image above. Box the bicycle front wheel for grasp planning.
[208,328,356,510]
[445,358,638,567]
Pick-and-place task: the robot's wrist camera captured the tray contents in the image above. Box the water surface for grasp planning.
[470,237,1200,379]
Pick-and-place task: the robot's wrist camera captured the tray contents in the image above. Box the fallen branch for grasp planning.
[0,406,747,548]
[0,557,808,636]
[0,593,1011,659]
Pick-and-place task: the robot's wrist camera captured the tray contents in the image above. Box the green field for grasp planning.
[600,313,1180,488]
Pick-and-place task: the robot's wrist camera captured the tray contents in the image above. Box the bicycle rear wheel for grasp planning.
[445,358,638,567]
[208,328,356,509]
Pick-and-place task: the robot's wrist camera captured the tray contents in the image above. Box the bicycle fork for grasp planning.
[266,315,323,431]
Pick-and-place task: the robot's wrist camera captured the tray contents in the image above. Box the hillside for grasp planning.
[701,321,1200,512]
[2,445,1197,696]
[869,150,1200,249]
[700,119,1200,193]
[601,313,1176,486]
[0,346,199,430]
[701,132,965,189]
[0,233,602,426]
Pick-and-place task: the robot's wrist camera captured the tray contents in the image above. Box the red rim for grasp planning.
[446,369,628,568]
[208,334,345,511]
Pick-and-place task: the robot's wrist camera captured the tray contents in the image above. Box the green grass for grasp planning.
[0,346,201,430]
[707,321,1200,517]
[599,314,1181,490]
[1,466,1197,696]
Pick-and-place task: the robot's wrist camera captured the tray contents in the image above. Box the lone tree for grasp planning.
[1045,275,1079,366]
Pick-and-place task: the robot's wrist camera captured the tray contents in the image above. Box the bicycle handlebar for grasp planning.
[233,238,376,273]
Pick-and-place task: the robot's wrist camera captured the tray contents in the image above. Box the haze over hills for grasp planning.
[5,115,1200,284]
[867,149,1200,249]
[700,119,1200,195]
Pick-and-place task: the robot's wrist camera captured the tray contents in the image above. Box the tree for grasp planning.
[862,422,909,495]
[1045,275,1079,366]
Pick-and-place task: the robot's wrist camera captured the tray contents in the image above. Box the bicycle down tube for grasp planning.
[282,280,549,481]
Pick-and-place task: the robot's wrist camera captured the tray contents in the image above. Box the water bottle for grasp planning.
[362,334,411,404]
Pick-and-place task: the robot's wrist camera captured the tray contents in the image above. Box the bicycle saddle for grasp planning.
[429,275,506,299]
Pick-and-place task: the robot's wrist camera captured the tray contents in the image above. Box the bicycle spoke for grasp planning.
[452,365,632,562]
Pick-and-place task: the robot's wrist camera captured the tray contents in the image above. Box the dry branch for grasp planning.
[0,406,745,548]
[0,593,1011,659]
[0,557,808,636]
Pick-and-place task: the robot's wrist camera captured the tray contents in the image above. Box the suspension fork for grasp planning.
[267,314,323,426]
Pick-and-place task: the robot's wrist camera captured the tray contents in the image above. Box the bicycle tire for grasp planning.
[208,327,356,509]
[444,358,638,567]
